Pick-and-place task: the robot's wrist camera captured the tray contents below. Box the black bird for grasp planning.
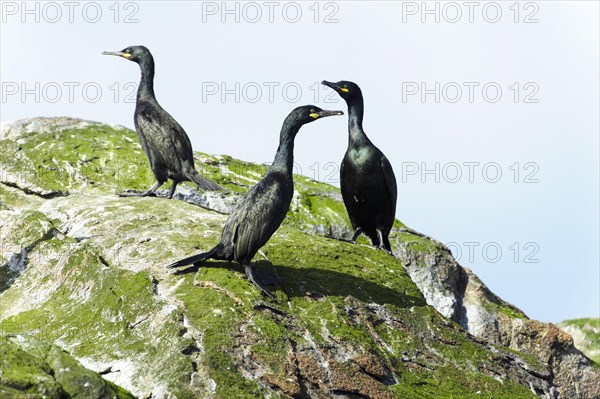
[322,80,397,252]
[166,105,343,297]
[103,46,222,198]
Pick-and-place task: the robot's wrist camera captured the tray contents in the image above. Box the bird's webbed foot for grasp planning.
[377,244,392,254]
[244,264,276,299]
[118,190,158,197]
[118,181,163,198]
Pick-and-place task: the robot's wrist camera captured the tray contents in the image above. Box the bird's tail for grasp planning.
[166,245,221,268]
[186,172,224,192]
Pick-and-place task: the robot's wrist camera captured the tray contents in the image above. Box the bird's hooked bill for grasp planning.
[102,50,131,58]
[315,110,344,118]
[321,80,338,90]
[321,80,348,93]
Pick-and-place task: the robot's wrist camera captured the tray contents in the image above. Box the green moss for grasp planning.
[395,231,438,255]
[0,334,134,398]
[0,184,41,209]
[503,347,547,372]
[491,301,528,321]
[175,276,275,398]
[0,210,57,293]
[0,337,61,396]
[391,364,537,398]
[0,127,150,193]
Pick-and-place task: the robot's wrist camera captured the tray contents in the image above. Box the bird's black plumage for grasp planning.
[166,105,344,297]
[103,46,222,198]
[322,80,397,252]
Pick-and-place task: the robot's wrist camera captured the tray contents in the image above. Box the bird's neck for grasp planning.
[137,58,156,101]
[347,98,368,145]
[270,122,299,174]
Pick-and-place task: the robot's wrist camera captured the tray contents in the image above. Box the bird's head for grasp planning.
[102,45,151,64]
[285,105,344,128]
[321,80,363,104]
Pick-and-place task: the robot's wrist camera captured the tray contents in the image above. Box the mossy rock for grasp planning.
[0,334,134,398]
[0,118,576,398]
[558,318,600,364]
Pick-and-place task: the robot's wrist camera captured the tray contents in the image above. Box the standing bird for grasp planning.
[322,80,397,252]
[166,105,344,297]
[102,46,222,198]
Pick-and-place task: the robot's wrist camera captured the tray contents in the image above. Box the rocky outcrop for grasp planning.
[0,118,598,398]
[0,334,134,398]
[395,233,600,399]
[558,319,600,364]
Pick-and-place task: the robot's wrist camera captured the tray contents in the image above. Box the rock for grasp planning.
[557,318,600,364]
[0,334,134,398]
[0,117,597,398]
[0,117,126,141]
[394,231,600,399]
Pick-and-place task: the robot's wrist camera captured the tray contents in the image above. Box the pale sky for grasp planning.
[1,1,598,323]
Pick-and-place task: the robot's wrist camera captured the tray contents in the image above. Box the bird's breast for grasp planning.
[343,147,380,175]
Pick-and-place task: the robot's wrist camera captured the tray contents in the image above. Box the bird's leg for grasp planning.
[142,181,163,196]
[166,181,179,199]
[376,229,391,252]
[244,264,275,299]
[350,227,363,242]
[119,181,162,197]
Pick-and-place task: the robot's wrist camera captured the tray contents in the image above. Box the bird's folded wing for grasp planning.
[136,108,194,169]
[381,155,398,216]
[233,182,285,262]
